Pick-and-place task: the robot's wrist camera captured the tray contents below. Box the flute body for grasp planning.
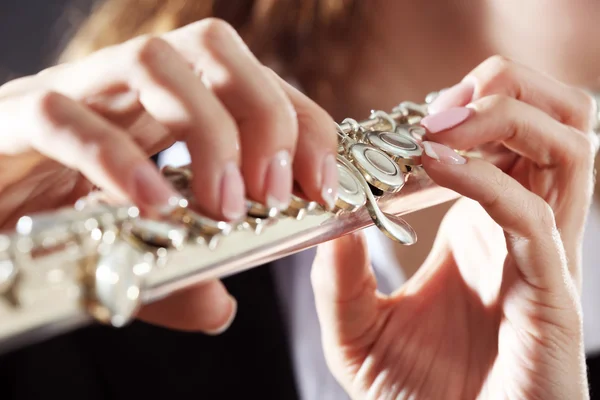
[0,97,461,355]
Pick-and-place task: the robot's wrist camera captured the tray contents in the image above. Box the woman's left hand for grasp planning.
[311,56,598,400]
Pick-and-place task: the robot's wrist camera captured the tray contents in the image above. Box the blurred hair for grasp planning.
[60,0,361,101]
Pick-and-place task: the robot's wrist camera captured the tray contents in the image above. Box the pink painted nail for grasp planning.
[422,141,466,164]
[428,80,475,114]
[266,150,292,210]
[220,162,247,220]
[132,162,181,209]
[421,107,472,133]
[320,154,338,210]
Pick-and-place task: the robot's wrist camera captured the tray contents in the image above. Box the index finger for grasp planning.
[430,55,597,132]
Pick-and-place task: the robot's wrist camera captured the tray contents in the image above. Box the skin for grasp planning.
[313,59,597,399]
[0,0,598,397]
[336,0,600,276]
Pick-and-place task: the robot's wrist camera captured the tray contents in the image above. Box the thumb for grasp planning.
[311,231,382,346]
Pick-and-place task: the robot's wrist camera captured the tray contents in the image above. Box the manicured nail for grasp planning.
[132,162,181,210]
[320,154,338,210]
[266,150,292,210]
[220,162,247,220]
[421,107,472,133]
[428,80,475,114]
[422,141,466,164]
[204,296,237,336]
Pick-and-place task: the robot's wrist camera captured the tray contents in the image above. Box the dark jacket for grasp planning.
[0,265,300,399]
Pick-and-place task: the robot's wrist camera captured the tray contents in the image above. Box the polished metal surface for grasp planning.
[335,162,367,212]
[365,130,423,168]
[0,94,469,355]
[349,143,406,192]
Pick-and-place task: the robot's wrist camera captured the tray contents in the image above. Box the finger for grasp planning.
[124,37,247,221]
[31,35,249,221]
[421,141,572,293]
[420,99,596,257]
[429,55,597,132]
[0,90,179,214]
[311,232,383,346]
[266,68,339,209]
[137,279,237,334]
[163,20,298,210]
[422,97,596,170]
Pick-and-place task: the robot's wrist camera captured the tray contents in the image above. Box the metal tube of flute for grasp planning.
[0,98,461,355]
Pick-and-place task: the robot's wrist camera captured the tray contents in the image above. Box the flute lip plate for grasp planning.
[349,143,405,193]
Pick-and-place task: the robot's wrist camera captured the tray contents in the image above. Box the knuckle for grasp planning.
[32,90,70,128]
[530,195,556,232]
[482,55,514,78]
[483,54,513,71]
[475,93,511,112]
[470,55,525,100]
[194,18,239,47]
[473,94,516,130]
[473,94,534,145]
[133,35,171,66]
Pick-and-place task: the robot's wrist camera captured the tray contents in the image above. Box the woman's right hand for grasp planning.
[0,19,338,334]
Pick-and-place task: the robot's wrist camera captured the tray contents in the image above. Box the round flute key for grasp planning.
[349,143,406,193]
[335,161,366,212]
[92,235,153,327]
[365,130,422,167]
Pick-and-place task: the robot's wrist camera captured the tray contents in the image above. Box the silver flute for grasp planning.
[0,93,464,355]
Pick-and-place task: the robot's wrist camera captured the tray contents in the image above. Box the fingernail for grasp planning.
[320,154,338,210]
[132,162,181,210]
[422,141,466,164]
[204,296,237,336]
[428,80,475,114]
[220,162,247,220]
[421,107,472,133]
[265,150,292,210]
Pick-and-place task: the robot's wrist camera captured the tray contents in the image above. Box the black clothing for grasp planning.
[0,265,300,400]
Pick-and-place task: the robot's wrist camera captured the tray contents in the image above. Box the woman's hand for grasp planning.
[0,20,338,334]
[311,56,597,399]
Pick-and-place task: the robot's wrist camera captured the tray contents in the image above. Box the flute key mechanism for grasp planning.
[84,228,154,328]
[0,235,17,296]
[333,162,367,213]
[0,92,471,354]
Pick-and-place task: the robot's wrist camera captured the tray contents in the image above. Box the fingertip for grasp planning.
[131,161,182,214]
[203,295,238,336]
[421,141,467,170]
[136,279,238,333]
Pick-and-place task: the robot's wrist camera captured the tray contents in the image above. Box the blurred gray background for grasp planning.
[0,0,97,85]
